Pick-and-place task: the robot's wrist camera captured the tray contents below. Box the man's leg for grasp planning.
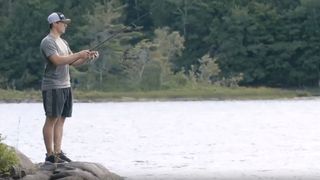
[54,88,73,162]
[54,116,72,162]
[54,117,66,153]
[42,88,70,163]
[43,116,58,155]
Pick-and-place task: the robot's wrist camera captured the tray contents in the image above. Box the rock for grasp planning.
[21,171,51,180]
[3,146,123,180]
[9,147,36,179]
[22,162,123,180]
[66,162,117,179]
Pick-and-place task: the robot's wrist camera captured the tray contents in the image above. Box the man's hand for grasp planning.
[87,51,99,64]
[89,51,99,60]
[70,50,99,66]
[78,50,91,59]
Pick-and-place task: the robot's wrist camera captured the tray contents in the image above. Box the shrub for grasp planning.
[0,134,19,176]
[140,62,161,90]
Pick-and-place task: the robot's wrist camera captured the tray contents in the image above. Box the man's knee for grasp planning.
[45,116,59,125]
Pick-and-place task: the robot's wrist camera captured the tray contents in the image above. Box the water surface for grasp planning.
[1,99,320,179]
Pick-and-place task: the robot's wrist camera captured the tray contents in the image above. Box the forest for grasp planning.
[1,0,320,91]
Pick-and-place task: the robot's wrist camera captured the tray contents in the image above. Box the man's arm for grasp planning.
[48,50,90,66]
[69,58,88,66]
[70,51,99,67]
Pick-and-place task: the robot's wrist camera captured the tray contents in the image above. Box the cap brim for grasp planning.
[61,19,71,24]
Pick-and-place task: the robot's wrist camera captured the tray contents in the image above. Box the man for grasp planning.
[40,12,99,163]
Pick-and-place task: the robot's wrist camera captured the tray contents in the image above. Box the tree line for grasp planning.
[1,0,320,90]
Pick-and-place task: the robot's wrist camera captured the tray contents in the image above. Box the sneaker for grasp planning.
[57,151,72,162]
[45,154,65,163]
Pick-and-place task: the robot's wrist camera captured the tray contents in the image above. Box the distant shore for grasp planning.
[0,86,316,103]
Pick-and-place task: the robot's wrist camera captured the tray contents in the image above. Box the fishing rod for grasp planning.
[89,11,151,51]
[69,10,152,65]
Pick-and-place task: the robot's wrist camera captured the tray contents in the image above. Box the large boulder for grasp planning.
[22,162,123,180]
[5,147,123,180]
[10,148,37,178]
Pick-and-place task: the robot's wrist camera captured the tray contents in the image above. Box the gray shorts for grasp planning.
[42,87,73,117]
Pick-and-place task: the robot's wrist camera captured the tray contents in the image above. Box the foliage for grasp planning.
[120,28,185,90]
[1,0,320,90]
[205,0,320,87]
[67,0,144,91]
[198,54,220,84]
[0,134,19,176]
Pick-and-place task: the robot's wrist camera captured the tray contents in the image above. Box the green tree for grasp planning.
[0,0,97,89]
[122,27,185,90]
[0,0,56,89]
[198,54,220,84]
[70,0,142,90]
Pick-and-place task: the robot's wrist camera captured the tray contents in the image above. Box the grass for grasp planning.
[0,86,313,102]
[0,89,41,102]
[73,86,311,101]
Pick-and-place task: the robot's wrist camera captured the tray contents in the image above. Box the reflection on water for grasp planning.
[1,99,320,179]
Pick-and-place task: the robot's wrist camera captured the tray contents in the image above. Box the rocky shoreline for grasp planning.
[1,148,123,180]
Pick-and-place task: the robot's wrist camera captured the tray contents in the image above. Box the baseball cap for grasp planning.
[47,12,71,24]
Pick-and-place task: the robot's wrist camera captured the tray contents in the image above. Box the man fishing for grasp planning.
[40,12,99,163]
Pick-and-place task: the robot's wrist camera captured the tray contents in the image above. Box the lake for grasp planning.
[1,99,320,179]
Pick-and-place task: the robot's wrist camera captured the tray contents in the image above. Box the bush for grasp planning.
[0,134,19,176]
[140,62,161,90]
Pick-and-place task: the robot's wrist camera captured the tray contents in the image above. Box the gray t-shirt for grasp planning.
[40,34,72,90]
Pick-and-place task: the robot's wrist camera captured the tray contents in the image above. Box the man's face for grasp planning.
[56,21,68,34]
